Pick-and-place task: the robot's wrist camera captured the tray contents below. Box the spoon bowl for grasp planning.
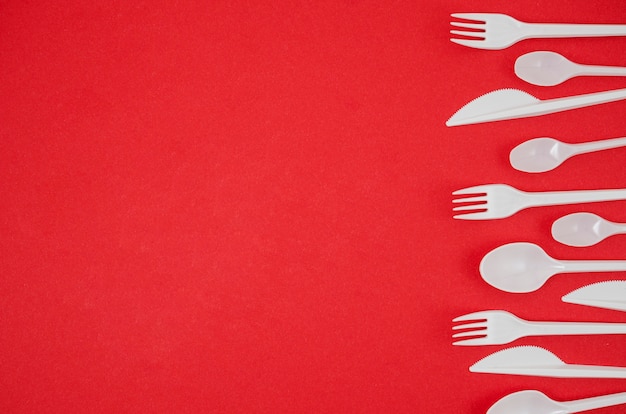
[510,136,626,173]
[515,51,626,86]
[515,51,578,86]
[488,390,568,414]
[480,243,562,293]
[552,212,626,247]
[510,137,574,173]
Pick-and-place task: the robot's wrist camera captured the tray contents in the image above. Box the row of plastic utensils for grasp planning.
[447,13,626,126]
[449,12,626,414]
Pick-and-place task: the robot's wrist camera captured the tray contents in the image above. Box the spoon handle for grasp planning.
[579,63,626,77]
[562,259,626,273]
[574,136,626,155]
[565,391,626,413]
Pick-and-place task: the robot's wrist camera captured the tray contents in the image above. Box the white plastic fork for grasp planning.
[452,184,626,220]
[450,13,626,50]
[452,310,626,346]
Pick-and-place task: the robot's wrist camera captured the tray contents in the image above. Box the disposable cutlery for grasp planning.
[471,345,626,378]
[450,13,626,50]
[480,242,626,293]
[510,136,626,173]
[515,51,626,86]
[446,87,626,126]
[452,310,626,346]
[552,212,626,247]
[452,184,626,220]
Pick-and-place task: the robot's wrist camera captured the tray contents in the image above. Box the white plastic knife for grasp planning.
[562,280,626,312]
[471,345,626,378]
[446,87,626,127]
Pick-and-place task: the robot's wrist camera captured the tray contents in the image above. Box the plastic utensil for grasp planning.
[552,212,626,246]
[470,345,626,378]
[452,310,626,346]
[450,13,626,50]
[515,51,626,86]
[563,280,626,312]
[479,242,626,293]
[510,136,626,173]
[488,390,626,414]
[452,184,626,220]
[446,88,626,127]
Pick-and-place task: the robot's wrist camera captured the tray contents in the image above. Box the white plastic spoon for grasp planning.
[488,390,626,414]
[515,51,626,86]
[510,136,626,173]
[479,242,626,293]
[552,212,626,247]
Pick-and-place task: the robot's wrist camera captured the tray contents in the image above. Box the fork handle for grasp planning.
[528,321,626,336]
[526,188,626,208]
[528,23,626,38]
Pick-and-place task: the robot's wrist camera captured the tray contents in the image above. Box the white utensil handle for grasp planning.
[529,23,626,37]
[562,259,626,273]
[575,136,626,154]
[534,88,626,115]
[565,391,626,413]
[580,64,626,77]
[527,188,626,207]
[558,364,626,379]
[500,365,626,378]
[529,321,626,336]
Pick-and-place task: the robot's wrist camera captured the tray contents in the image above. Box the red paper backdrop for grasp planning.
[2,1,626,412]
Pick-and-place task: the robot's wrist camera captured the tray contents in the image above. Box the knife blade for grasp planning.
[562,280,626,312]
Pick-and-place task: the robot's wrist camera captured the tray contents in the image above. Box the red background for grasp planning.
[2,1,626,412]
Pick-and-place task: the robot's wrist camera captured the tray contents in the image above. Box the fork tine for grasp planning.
[452,329,486,338]
[450,21,485,30]
[452,195,486,204]
[453,211,491,220]
[450,13,487,22]
[452,321,486,331]
[450,38,486,48]
[453,204,486,212]
[450,29,485,39]
[452,185,488,196]
[452,311,489,322]
[453,337,488,346]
